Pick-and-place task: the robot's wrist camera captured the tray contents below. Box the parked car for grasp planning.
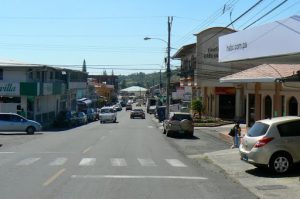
[163,112,194,137]
[86,108,97,122]
[0,113,42,134]
[113,103,122,111]
[76,112,88,125]
[99,107,117,123]
[125,104,132,111]
[239,116,300,174]
[130,109,145,119]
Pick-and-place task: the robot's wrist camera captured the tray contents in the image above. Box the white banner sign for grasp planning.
[0,83,20,96]
[219,16,300,62]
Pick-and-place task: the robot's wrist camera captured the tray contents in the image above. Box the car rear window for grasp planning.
[247,122,269,137]
[101,109,114,113]
[277,120,300,137]
[172,114,192,121]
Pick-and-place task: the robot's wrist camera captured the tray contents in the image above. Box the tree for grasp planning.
[121,79,127,89]
[191,99,203,119]
[82,59,87,72]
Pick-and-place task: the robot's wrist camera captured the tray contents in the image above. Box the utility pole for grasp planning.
[166,16,173,119]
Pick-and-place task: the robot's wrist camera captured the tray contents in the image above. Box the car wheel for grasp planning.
[166,130,172,137]
[269,152,292,174]
[26,126,35,135]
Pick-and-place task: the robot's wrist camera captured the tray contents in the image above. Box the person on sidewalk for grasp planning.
[229,122,241,148]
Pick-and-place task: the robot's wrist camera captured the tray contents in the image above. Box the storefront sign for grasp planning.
[0,83,20,96]
[215,87,235,95]
[203,47,218,59]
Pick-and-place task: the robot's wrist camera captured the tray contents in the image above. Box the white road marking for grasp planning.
[49,158,68,166]
[111,158,127,166]
[138,158,156,167]
[71,175,207,180]
[166,159,187,167]
[79,158,96,166]
[0,152,15,154]
[16,158,40,166]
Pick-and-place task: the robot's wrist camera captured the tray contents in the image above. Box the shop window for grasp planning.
[264,95,272,119]
[288,97,298,116]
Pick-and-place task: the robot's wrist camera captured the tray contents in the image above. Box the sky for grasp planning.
[0,0,299,75]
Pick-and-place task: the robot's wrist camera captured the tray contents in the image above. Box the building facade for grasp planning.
[0,60,87,125]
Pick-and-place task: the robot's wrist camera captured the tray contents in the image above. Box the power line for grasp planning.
[243,0,288,30]
[197,0,265,47]
[173,0,240,47]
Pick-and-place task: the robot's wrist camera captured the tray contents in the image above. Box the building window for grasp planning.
[0,69,3,80]
[50,72,53,80]
[36,71,41,80]
[288,97,298,116]
[264,95,272,119]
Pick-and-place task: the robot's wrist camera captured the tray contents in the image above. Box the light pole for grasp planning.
[144,16,173,119]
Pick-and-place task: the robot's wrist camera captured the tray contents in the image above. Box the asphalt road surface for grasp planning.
[0,108,256,199]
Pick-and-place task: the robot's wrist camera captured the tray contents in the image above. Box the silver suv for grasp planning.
[0,113,42,134]
[163,112,194,137]
[239,116,300,174]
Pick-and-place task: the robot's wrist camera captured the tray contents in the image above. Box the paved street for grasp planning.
[0,109,256,199]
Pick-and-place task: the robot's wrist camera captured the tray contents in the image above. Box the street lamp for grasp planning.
[144,16,173,119]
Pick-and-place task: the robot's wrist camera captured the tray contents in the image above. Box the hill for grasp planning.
[118,70,179,89]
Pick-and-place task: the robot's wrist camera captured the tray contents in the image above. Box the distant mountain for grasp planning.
[118,70,179,89]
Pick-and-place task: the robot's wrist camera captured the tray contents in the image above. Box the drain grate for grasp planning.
[255,185,288,190]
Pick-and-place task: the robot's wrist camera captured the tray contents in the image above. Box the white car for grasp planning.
[99,107,117,123]
[0,113,42,134]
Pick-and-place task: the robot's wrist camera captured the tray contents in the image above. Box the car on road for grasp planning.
[239,116,300,174]
[163,112,194,137]
[76,112,88,125]
[125,104,132,111]
[0,113,42,134]
[113,103,122,111]
[130,109,145,119]
[86,108,97,122]
[99,107,117,123]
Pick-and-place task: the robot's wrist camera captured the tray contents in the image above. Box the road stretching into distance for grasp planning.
[0,107,256,199]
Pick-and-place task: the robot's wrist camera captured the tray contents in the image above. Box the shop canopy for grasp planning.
[120,86,148,92]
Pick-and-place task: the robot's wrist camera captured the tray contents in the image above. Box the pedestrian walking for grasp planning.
[229,122,241,148]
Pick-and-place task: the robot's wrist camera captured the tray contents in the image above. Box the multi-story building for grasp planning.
[0,60,87,125]
[174,27,254,120]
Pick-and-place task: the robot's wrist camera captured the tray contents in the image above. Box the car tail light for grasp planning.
[254,137,274,148]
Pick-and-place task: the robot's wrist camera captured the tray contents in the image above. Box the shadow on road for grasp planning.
[167,133,199,140]
[245,164,300,178]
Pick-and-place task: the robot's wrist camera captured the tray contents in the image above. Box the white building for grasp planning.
[0,59,87,125]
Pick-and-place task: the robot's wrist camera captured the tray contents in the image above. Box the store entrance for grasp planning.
[219,95,235,119]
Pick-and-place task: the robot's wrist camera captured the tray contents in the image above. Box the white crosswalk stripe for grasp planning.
[10,157,188,168]
[16,158,40,166]
[49,158,68,166]
[111,158,127,166]
[79,158,96,166]
[166,159,187,167]
[138,158,157,167]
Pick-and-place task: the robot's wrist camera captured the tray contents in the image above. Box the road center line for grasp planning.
[82,147,92,154]
[71,175,208,180]
[43,168,66,187]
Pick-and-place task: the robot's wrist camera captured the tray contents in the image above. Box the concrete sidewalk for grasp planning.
[198,124,300,199]
[153,117,300,198]
[201,148,300,199]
